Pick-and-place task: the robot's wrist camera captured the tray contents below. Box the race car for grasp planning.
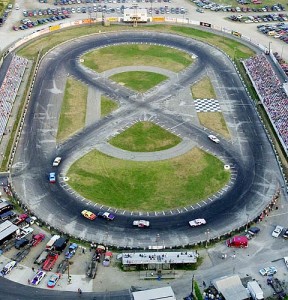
[47,273,61,288]
[81,210,96,220]
[189,218,206,227]
[31,270,46,285]
[259,266,277,276]
[49,172,56,183]
[133,220,150,228]
[52,157,62,167]
[97,211,115,221]
[1,261,17,276]
[208,135,220,143]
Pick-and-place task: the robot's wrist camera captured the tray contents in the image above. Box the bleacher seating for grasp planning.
[0,55,28,139]
[244,54,288,152]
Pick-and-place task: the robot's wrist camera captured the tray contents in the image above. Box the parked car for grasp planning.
[282,229,288,239]
[81,210,96,220]
[189,218,206,227]
[259,266,277,276]
[31,233,46,247]
[52,157,62,167]
[272,225,283,237]
[31,270,46,285]
[47,273,61,288]
[16,227,34,240]
[208,134,220,143]
[12,213,28,226]
[1,261,17,276]
[65,243,78,259]
[15,238,29,250]
[49,172,56,183]
[97,211,115,221]
[133,220,150,228]
[103,251,113,267]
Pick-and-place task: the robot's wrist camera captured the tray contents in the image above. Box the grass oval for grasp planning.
[82,44,194,73]
[67,148,230,211]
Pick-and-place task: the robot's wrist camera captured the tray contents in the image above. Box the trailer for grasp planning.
[87,258,98,279]
[267,277,286,299]
[42,252,59,271]
[11,245,31,263]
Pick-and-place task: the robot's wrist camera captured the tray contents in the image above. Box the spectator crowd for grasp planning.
[244,54,288,152]
[0,55,28,139]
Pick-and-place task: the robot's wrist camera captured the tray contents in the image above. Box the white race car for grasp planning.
[189,218,206,227]
[133,220,150,228]
[272,225,283,238]
[52,157,62,167]
[31,270,46,285]
[208,135,220,143]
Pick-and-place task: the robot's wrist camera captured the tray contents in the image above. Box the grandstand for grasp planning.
[243,54,288,156]
[0,55,28,140]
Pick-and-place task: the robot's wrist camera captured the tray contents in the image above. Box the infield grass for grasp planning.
[67,148,230,211]
[109,121,182,152]
[191,76,217,99]
[82,44,193,73]
[101,95,118,117]
[198,112,230,139]
[109,71,168,92]
[57,77,87,141]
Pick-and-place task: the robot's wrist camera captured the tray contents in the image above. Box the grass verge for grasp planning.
[67,147,230,211]
[57,77,87,141]
[82,44,193,73]
[191,76,217,99]
[101,95,118,117]
[109,121,182,152]
[198,112,230,139]
[109,71,168,92]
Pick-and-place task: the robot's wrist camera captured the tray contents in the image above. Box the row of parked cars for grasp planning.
[257,23,288,45]
[192,0,285,13]
[53,0,172,4]
[229,13,288,23]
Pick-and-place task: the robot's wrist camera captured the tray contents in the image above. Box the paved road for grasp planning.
[11,31,286,248]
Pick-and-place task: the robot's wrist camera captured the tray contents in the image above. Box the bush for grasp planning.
[194,281,203,300]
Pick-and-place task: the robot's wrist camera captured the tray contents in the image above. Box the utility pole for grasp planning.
[191,274,194,298]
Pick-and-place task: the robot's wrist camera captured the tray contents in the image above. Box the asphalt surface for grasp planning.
[10,31,287,248]
[0,277,131,300]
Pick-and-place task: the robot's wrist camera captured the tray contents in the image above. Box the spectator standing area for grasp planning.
[243,54,288,156]
[0,55,28,139]
[121,251,198,271]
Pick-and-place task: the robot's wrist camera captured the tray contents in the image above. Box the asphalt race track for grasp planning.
[0,277,131,299]
[11,31,287,248]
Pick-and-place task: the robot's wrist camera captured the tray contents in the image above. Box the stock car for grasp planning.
[52,157,62,167]
[47,273,61,288]
[49,172,56,183]
[31,270,46,285]
[1,261,17,276]
[133,220,150,228]
[81,210,96,220]
[259,266,277,276]
[189,218,207,227]
[97,211,115,221]
[208,135,220,143]
[272,225,283,237]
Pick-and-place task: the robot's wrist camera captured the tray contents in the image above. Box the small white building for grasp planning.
[123,8,148,23]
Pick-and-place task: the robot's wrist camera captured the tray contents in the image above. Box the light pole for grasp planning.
[245,213,249,232]
[205,229,210,248]
[268,42,272,54]
[156,233,160,251]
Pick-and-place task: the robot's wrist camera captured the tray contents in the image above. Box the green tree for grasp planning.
[194,281,204,300]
